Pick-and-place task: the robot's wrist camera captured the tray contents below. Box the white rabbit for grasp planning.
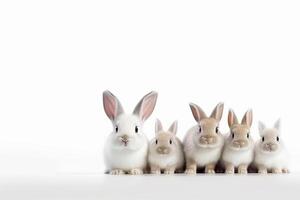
[183,103,225,174]
[254,119,289,174]
[102,90,158,175]
[148,119,185,174]
[221,109,254,174]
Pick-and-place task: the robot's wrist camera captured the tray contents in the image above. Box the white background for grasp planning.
[0,0,300,199]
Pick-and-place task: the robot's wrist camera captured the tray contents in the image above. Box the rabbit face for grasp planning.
[229,124,251,150]
[111,114,147,151]
[152,132,177,155]
[150,119,179,155]
[193,118,222,148]
[258,120,282,153]
[227,109,253,151]
[189,103,224,148]
[103,90,158,151]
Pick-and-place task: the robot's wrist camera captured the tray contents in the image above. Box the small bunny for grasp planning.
[221,109,254,174]
[102,90,158,175]
[148,119,185,174]
[183,103,225,174]
[254,119,289,174]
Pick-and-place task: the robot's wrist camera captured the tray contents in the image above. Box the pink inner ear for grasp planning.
[103,95,117,120]
[140,97,155,120]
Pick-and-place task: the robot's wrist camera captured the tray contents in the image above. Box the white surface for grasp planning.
[1,174,299,200]
[1,0,300,199]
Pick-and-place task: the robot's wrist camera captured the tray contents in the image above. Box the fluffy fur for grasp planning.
[103,90,158,175]
[183,103,225,174]
[254,120,289,174]
[148,120,185,174]
[221,109,254,174]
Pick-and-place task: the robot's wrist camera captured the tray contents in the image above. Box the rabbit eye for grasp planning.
[262,137,265,142]
[155,139,158,145]
[247,133,249,138]
[198,126,202,133]
[231,133,234,139]
[135,126,139,133]
[216,127,219,133]
[115,126,118,133]
[277,136,279,142]
[169,140,172,145]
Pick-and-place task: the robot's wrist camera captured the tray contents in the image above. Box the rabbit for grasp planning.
[254,119,289,174]
[102,90,158,175]
[183,102,225,174]
[148,119,185,174]
[221,109,254,174]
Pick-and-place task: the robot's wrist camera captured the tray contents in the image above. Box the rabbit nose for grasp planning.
[233,140,248,148]
[264,143,277,151]
[119,135,129,145]
[200,135,216,144]
[156,146,170,154]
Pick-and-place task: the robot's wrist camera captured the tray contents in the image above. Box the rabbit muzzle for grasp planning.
[156,146,170,154]
[199,135,217,145]
[119,135,130,146]
[263,143,278,152]
[232,139,248,148]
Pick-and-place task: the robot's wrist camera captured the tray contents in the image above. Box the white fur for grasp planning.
[254,142,289,169]
[104,114,149,171]
[222,138,254,167]
[254,121,289,170]
[184,126,224,167]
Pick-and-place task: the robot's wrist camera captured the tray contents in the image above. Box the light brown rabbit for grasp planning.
[221,109,254,174]
[183,103,225,174]
[148,119,185,174]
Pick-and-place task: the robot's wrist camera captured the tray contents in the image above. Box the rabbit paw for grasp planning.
[129,168,143,175]
[238,168,247,174]
[272,168,282,174]
[205,169,215,174]
[164,169,175,175]
[225,167,234,174]
[258,169,268,174]
[185,169,197,174]
[110,169,125,175]
[151,170,161,175]
[282,168,289,173]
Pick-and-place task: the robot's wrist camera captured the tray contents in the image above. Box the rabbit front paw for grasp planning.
[151,169,161,174]
[129,168,143,175]
[282,168,289,173]
[205,164,216,174]
[238,165,248,174]
[272,168,282,174]
[258,166,267,174]
[164,168,175,175]
[110,169,125,175]
[185,168,197,174]
[225,163,234,174]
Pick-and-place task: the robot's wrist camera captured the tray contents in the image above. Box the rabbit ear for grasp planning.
[258,121,266,136]
[228,109,239,127]
[168,120,178,135]
[242,109,253,127]
[210,102,224,121]
[155,119,163,133]
[274,119,281,132]
[189,103,207,122]
[133,91,158,121]
[103,90,124,121]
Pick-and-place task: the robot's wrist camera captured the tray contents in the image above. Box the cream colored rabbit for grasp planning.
[254,119,289,174]
[148,119,185,174]
[221,109,254,174]
[184,103,225,174]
